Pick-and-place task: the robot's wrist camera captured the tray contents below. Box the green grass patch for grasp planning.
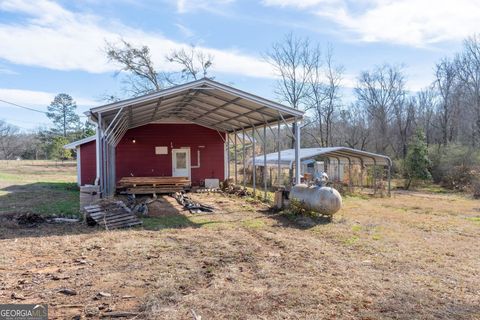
[466,217,480,224]
[35,199,80,218]
[372,234,382,240]
[344,235,359,245]
[242,218,266,229]
[351,225,362,232]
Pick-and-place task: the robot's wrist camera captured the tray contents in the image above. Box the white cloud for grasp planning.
[264,0,480,47]
[262,0,340,9]
[0,0,273,78]
[0,88,97,109]
[175,0,234,14]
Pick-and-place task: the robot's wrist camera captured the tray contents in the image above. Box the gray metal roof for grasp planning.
[87,78,304,136]
[250,147,392,168]
[64,135,96,149]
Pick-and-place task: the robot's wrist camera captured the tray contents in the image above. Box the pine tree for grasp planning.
[47,93,80,138]
[404,129,432,189]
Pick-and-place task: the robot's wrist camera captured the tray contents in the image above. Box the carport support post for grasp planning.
[294,118,301,185]
[348,157,352,192]
[373,158,377,194]
[95,113,102,191]
[387,162,391,196]
[277,121,281,187]
[234,130,238,185]
[252,126,256,197]
[360,158,364,189]
[226,132,230,180]
[263,125,267,201]
[242,129,246,189]
[336,157,341,181]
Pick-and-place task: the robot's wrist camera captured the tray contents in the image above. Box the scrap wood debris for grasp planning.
[83,200,142,230]
[221,179,249,196]
[2,213,80,227]
[173,192,215,213]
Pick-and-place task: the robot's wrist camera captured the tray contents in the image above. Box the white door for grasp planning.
[172,148,191,179]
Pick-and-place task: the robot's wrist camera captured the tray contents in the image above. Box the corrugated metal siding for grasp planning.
[80,140,97,185]
[116,124,225,185]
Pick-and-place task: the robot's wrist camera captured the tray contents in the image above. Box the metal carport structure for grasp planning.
[250,147,392,195]
[85,78,304,198]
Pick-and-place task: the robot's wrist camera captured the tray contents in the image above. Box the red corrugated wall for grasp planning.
[80,140,97,185]
[79,123,225,186]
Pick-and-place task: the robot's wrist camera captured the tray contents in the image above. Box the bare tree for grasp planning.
[106,41,215,97]
[266,33,317,110]
[307,46,343,147]
[434,58,458,145]
[106,40,169,96]
[337,104,370,150]
[166,45,214,82]
[355,64,406,154]
[392,97,415,158]
[0,120,20,160]
[455,34,480,146]
[415,88,437,145]
[265,33,318,148]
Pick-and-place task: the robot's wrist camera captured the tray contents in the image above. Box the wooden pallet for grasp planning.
[117,176,191,188]
[126,186,184,194]
[83,201,142,230]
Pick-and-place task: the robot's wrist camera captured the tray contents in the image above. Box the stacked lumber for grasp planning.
[117,176,191,195]
[83,201,142,229]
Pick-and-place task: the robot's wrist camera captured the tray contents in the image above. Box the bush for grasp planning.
[404,130,431,189]
[429,144,480,191]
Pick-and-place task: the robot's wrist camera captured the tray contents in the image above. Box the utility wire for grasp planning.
[0,98,87,117]
[0,98,47,114]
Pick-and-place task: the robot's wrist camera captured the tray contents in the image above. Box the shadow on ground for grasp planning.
[254,206,333,230]
[0,184,204,240]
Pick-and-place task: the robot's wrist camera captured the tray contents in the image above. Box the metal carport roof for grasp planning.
[88,78,304,197]
[87,78,304,146]
[250,147,392,168]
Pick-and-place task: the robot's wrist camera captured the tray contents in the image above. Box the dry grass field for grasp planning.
[0,161,479,319]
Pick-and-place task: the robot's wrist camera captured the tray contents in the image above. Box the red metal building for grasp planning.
[66,78,303,197]
[72,123,225,186]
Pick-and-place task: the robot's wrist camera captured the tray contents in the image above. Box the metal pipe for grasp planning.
[387,162,391,196]
[252,126,256,197]
[95,112,102,188]
[348,157,352,192]
[294,118,301,185]
[226,132,230,180]
[242,129,246,189]
[263,125,267,201]
[337,157,341,181]
[234,130,238,185]
[277,121,281,187]
[373,158,377,194]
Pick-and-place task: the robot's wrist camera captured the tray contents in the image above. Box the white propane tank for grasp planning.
[290,184,342,216]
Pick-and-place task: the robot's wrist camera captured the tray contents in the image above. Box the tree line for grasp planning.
[0,94,93,160]
[1,35,479,191]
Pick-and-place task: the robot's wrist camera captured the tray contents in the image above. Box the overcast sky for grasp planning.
[1,0,479,129]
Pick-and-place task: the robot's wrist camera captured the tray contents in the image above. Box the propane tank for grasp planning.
[290,184,342,216]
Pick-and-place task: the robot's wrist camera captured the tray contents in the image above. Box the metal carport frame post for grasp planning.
[234,130,238,185]
[252,126,256,197]
[242,129,246,189]
[263,125,267,201]
[294,118,301,185]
